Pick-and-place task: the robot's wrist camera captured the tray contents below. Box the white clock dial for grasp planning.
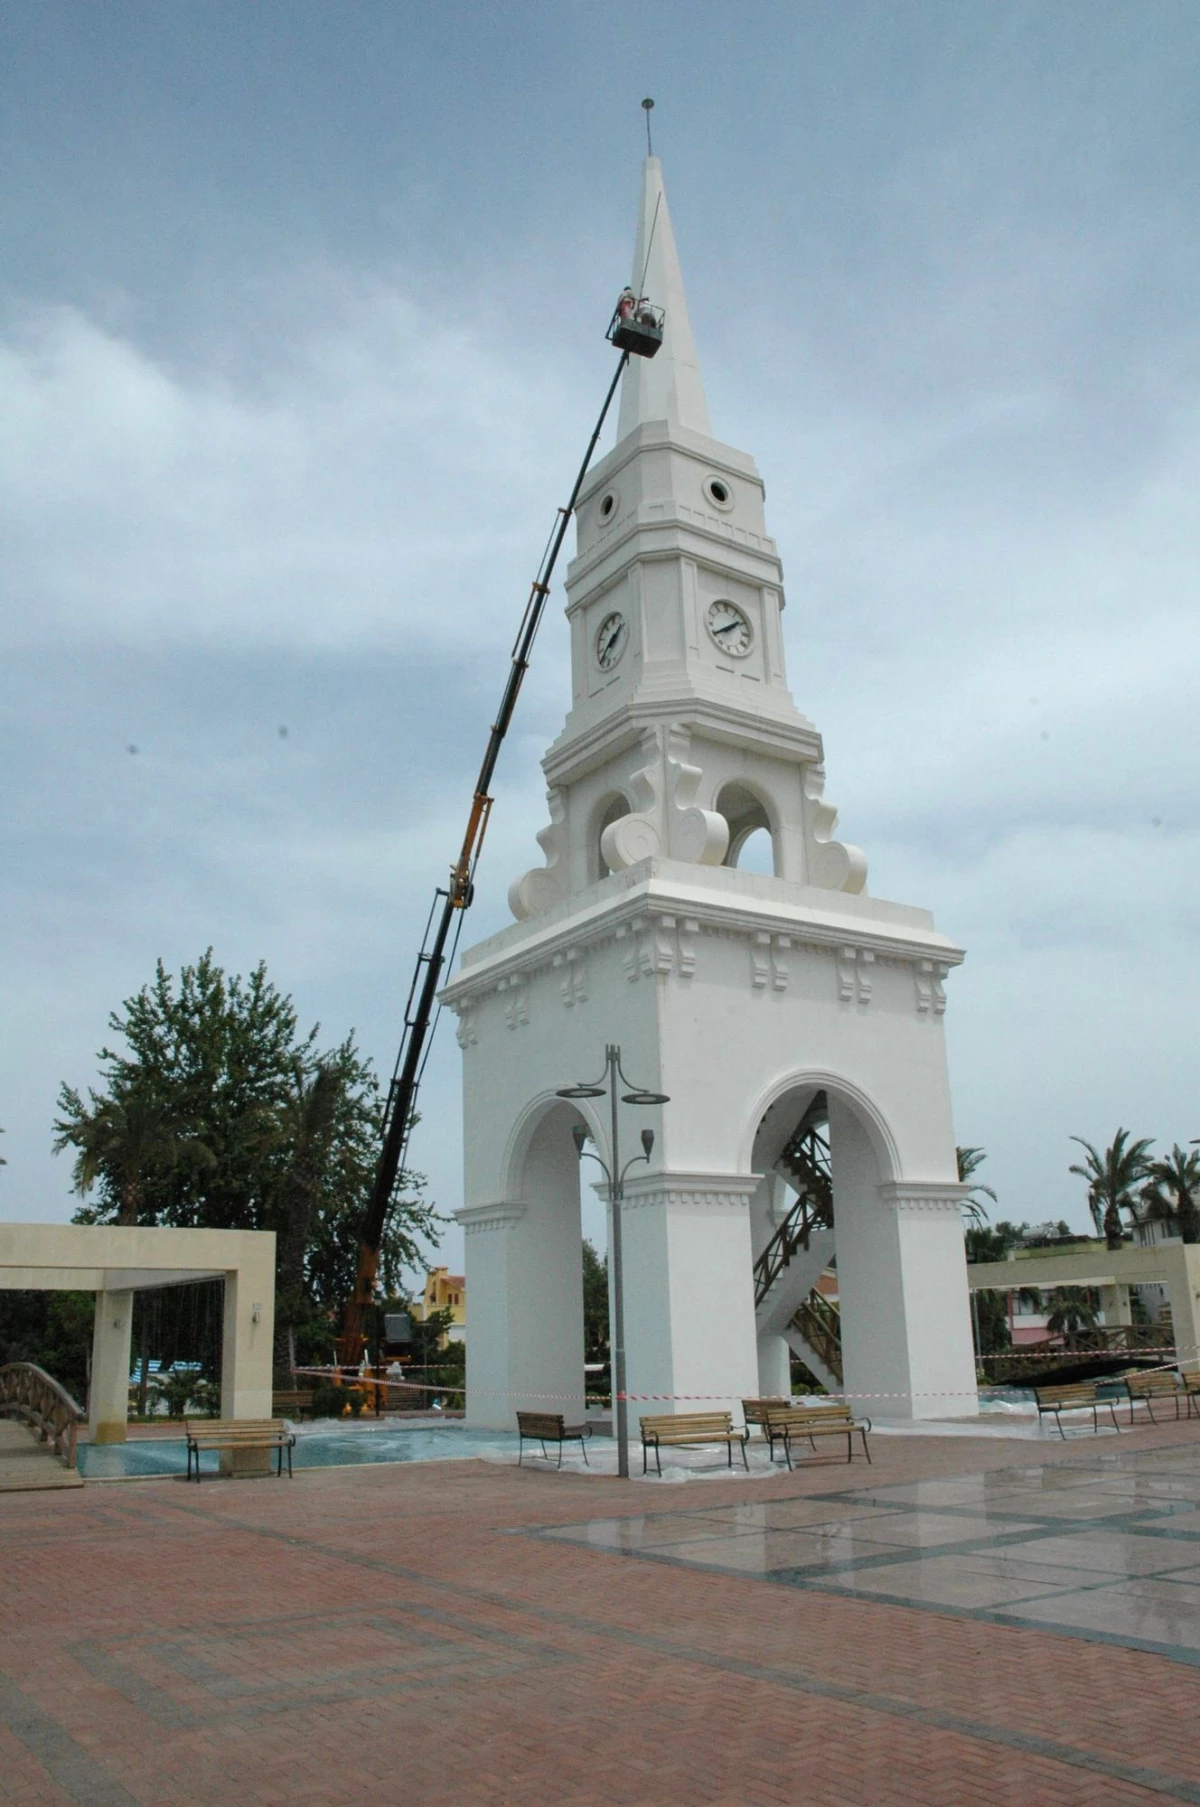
[706,599,753,658]
[595,610,628,671]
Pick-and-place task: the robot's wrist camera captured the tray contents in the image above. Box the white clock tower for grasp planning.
[443,158,978,1429]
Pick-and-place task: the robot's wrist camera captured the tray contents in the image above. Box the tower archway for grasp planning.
[747,1072,973,1418]
[716,781,779,876]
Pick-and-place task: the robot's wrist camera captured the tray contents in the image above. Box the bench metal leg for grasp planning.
[580,1436,589,1467]
[739,1436,749,1472]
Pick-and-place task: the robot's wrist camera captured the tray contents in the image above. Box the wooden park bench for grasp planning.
[1179,1372,1200,1419]
[1034,1382,1123,1439]
[272,1389,315,1420]
[762,1402,872,1469]
[516,1411,592,1469]
[1124,1370,1183,1424]
[184,1417,295,1481]
[639,1411,749,1477]
[742,1397,789,1437]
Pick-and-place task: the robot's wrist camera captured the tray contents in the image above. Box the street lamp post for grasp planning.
[557,1045,669,1479]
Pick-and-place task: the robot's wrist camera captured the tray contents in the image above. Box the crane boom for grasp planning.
[336,347,632,1367]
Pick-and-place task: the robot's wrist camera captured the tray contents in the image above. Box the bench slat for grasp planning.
[183,1418,295,1481]
[638,1411,749,1476]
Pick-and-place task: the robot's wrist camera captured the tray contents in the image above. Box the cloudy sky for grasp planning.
[3,2,1198,1272]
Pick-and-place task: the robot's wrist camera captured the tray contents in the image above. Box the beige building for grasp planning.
[414,1267,466,1344]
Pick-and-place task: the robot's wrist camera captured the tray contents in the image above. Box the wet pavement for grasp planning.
[537,1440,1200,1666]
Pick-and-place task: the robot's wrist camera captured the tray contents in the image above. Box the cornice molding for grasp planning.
[615,1171,759,1214]
[878,1183,970,1217]
[443,867,963,1010]
[455,1202,528,1234]
[543,695,821,786]
[566,513,782,597]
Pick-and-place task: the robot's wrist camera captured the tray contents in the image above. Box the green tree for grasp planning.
[582,1239,609,1367]
[964,1220,1027,1358]
[957,1146,997,1228]
[53,1088,212,1226]
[1141,1144,1200,1245]
[53,952,442,1377]
[1045,1286,1099,1345]
[1069,1129,1155,1251]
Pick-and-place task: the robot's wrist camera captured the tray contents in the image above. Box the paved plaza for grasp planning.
[4,1420,1200,1804]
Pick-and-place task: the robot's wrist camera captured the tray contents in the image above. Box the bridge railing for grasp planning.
[0,1363,85,1468]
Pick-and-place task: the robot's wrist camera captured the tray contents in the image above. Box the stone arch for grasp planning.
[715,780,779,876]
[742,1068,973,1417]
[502,1090,601,1203]
[741,1067,902,1185]
[591,790,633,883]
[480,1092,591,1422]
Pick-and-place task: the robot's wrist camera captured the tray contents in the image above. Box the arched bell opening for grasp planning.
[716,781,779,876]
[592,791,632,883]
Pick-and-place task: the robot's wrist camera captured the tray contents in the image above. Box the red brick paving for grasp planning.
[3,1422,1200,1804]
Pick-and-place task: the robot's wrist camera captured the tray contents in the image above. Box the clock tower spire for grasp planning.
[508,155,866,919]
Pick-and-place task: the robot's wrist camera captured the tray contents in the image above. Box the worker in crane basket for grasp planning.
[616,286,636,321]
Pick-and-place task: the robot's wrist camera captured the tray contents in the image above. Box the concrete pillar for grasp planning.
[89,1289,133,1444]
[219,1249,275,1475]
[756,1333,791,1398]
[459,1105,586,1430]
[619,1174,759,1426]
[1165,1245,1200,1377]
[829,1097,977,1422]
[1099,1284,1133,1328]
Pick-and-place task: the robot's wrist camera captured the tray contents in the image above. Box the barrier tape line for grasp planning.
[292,1357,1194,1407]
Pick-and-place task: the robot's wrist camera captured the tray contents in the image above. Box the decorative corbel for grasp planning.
[665,724,729,866]
[802,763,867,894]
[509,786,569,920]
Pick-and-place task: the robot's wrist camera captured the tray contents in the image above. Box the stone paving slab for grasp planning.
[2,1419,1200,1803]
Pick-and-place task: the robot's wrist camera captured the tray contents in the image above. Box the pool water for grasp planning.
[78,1421,520,1480]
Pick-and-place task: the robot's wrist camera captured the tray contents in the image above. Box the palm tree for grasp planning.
[1141,1145,1200,1245]
[957,1146,997,1228]
[53,1090,209,1226]
[1068,1129,1155,1251]
[1045,1287,1099,1346]
[272,1060,344,1380]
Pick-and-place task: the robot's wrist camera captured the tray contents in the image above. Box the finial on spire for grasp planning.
[641,97,654,157]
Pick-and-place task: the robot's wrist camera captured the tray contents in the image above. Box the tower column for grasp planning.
[458,1104,586,1430]
[830,1089,975,1420]
[618,1175,759,1420]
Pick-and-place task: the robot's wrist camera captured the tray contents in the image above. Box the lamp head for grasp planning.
[571,1125,588,1158]
[640,1128,654,1159]
[621,1089,670,1106]
[557,1084,606,1099]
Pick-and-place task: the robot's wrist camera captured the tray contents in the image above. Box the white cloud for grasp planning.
[0,283,592,655]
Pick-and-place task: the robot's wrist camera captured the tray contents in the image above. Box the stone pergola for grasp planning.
[0,1224,275,1460]
[968,1242,1200,1371]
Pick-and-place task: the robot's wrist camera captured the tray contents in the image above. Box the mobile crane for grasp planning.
[335,292,665,1369]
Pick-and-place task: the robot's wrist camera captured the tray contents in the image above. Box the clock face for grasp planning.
[706,599,753,658]
[595,611,628,671]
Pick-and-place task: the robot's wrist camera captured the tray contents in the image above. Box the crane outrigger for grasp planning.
[335,293,664,1369]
